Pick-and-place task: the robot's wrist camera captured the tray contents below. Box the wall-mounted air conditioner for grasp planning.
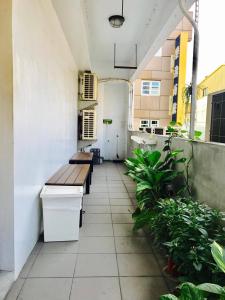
[82,110,97,140]
[80,72,98,101]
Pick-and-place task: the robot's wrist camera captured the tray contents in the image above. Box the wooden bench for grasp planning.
[69,152,94,183]
[45,164,91,227]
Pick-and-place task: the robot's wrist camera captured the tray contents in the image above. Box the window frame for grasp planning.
[139,119,150,128]
[141,80,161,96]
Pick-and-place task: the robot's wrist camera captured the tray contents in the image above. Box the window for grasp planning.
[203,88,208,97]
[141,81,160,96]
[140,119,150,128]
[150,120,159,128]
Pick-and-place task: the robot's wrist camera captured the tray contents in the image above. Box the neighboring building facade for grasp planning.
[132,17,192,131]
[193,65,225,142]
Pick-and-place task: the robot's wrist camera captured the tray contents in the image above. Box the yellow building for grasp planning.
[191,65,225,142]
[197,64,225,99]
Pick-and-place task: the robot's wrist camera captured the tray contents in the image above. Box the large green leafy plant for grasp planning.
[160,242,225,300]
[125,146,186,230]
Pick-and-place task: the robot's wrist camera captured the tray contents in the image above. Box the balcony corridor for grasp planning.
[5,163,168,300]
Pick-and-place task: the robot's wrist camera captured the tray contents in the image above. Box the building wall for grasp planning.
[132,17,192,131]
[198,65,225,99]
[0,0,14,271]
[185,65,225,141]
[12,0,78,276]
[133,54,172,131]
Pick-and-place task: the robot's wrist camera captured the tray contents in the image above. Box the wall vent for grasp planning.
[80,72,98,101]
[82,110,96,140]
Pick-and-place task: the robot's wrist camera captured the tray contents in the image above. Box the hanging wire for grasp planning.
[122,0,124,17]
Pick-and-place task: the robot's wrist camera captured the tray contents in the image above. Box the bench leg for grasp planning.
[86,172,90,194]
[79,209,83,227]
[90,172,92,185]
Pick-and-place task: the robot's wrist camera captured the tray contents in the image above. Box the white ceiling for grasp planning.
[52,0,194,79]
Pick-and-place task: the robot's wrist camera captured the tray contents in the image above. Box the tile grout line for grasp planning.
[109,170,123,300]
[15,242,44,299]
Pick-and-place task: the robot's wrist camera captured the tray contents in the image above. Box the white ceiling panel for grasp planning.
[52,0,194,79]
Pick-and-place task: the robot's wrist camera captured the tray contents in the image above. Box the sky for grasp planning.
[195,0,225,83]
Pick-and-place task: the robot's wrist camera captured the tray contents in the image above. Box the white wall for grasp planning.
[0,0,14,271]
[102,82,129,160]
[12,0,79,276]
[195,97,208,140]
[85,82,129,160]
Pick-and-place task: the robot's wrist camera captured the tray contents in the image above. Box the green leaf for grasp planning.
[197,283,225,295]
[198,228,208,237]
[193,262,202,271]
[175,158,187,164]
[160,295,178,300]
[179,282,204,300]
[194,131,202,138]
[211,241,225,273]
[171,149,184,156]
[146,151,161,166]
[169,121,177,126]
[136,182,152,193]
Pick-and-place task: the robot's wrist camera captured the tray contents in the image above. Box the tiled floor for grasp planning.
[5,162,168,300]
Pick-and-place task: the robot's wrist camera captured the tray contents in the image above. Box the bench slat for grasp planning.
[46,164,90,186]
[75,165,90,184]
[69,152,93,163]
[46,165,69,185]
[66,165,83,185]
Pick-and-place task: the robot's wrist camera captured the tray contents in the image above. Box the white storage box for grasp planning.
[40,185,83,242]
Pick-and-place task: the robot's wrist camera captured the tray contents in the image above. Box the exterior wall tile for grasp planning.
[140,96,160,110]
[134,96,141,109]
[162,57,171,72]
[149,110,170,119]
[160,118,171,127]
[145,57,162,71]
[182,15,192,31]
[133,118,141,131]
[134,79,141,96]
[151,71,172,80]
[134,109,149,118]
[160,96,170,110]
[162,40,175,56]
[140,70,152,79]
[161,80,172,96]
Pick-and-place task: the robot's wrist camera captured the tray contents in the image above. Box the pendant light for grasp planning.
[108,0,125,28]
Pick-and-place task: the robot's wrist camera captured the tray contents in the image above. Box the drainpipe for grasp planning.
[178,0,199,139]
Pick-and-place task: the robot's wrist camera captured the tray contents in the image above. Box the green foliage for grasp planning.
[161,243,225,300]
[125,147,185,210]
[151,198,225,283]
[125,133,225,293]
[167,121,202,140]
[212,241,225,273]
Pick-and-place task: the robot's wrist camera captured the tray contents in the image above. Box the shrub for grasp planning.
[150,198,225,284]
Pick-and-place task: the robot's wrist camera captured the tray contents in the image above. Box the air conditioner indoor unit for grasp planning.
[82,110,97,140]
[80,72,98,101]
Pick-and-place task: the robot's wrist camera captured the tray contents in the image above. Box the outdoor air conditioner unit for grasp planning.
[82,110,97,140]
[80,72,98,101]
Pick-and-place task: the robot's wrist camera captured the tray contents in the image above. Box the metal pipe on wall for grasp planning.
[178,0,199,139]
